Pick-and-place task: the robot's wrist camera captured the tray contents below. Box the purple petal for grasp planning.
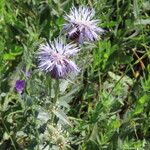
[15,80,25,93]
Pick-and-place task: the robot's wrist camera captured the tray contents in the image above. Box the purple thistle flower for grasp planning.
[37,38,80,79]
[64,6,104,43]
[15,80,25,93]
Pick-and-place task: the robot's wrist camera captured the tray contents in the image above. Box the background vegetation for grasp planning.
[0,0,150,149]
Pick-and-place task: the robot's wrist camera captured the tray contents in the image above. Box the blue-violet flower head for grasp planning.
[64,6,104,43]
[37,38,80,79]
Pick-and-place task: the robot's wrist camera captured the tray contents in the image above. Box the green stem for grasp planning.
[1,118,17,150]
[54,79,59,104]
[52,79,59,123]
[46,75,52,97]
[31,107,40,150]
[107,65,130,98]
[24,92,40,150]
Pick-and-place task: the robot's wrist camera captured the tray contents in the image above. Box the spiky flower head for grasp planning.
[37,38,80,79]
[64,6,104,43]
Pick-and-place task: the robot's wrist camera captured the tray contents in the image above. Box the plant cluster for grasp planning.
[0,0,150,150]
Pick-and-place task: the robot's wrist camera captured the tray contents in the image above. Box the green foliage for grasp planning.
[0,0,150,150]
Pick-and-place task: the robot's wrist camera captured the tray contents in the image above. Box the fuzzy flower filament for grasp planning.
[64,6,104,43]
[37,39,80,79]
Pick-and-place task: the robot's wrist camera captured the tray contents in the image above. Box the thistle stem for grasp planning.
[54,79,59,104]
[46,74,52,97]
[52,79,59,123]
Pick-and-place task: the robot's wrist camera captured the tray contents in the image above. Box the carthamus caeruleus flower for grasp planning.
[37,38,80,79]
[64,6,104,44]
[15,80,25,94]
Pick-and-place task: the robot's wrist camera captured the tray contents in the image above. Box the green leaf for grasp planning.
[53,109,72,126]
[89,123,99,142]
[135,19,150,25]
[3,53,16,60]
[108,71,133,85]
